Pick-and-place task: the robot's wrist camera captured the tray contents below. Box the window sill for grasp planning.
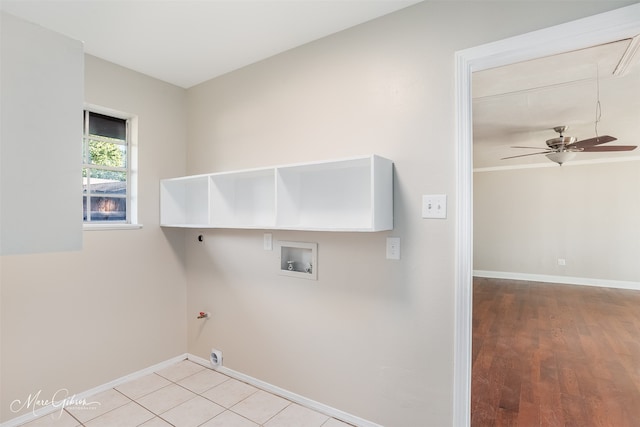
[83,223,143,231]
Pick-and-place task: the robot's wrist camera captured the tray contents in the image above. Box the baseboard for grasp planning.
[473,270,640,291]
[2,352,381,427]
[0,354,189,427]
[187,353,383,427]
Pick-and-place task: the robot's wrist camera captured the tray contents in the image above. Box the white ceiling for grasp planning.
[1,0,421,89]
[473,37,640,169]
[3,1,639,169]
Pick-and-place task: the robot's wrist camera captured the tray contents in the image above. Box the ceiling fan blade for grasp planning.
[501,151,551,160]
[567,135,617,149]
[580,145,637,152]
[510,146,550,150]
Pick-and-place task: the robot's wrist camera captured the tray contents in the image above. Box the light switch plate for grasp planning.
[422,194,447,219]
[386,237,400,260]
[264,233,273,250]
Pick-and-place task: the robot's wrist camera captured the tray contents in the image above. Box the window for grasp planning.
[82,109,135,224]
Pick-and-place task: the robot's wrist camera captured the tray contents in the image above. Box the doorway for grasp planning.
[453,4,640,426]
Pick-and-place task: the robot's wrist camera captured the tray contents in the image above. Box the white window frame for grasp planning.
[83,104,141,230]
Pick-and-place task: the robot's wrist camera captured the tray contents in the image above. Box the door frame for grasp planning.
[453,4,640,425]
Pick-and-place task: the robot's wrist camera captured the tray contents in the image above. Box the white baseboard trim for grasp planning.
[187,353,383,427]
[1,354,189,427]
[473,270,640,291]
[2,353,382,427]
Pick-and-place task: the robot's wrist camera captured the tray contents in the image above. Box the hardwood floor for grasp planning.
[471,277,640,426]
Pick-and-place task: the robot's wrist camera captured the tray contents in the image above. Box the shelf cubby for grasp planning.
[210,168,276,228]
[277,157,374,231]
[160,175,210,227]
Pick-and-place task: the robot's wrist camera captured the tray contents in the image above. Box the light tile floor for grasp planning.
[19,360,353,427]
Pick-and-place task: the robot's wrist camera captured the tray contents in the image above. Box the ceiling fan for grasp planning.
[501,126,638,165]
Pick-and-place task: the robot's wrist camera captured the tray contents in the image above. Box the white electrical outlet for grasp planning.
[210,349,223,367]
[386,237,400,260]
[263,233,272,251]
[557,258,566,266]
[422,194,447,219]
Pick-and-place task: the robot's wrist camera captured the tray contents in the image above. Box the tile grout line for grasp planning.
[67,387,135,427]
[259,401,293,427]
[139,364,266,426]
[62,408,84,427]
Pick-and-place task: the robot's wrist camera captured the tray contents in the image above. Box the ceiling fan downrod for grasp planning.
[546,126,577,150]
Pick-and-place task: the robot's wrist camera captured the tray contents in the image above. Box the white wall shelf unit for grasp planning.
[160,155,393,232]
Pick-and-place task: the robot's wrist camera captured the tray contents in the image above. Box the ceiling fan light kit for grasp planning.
[546,151,576,165]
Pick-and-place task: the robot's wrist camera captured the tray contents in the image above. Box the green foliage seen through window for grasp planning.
[83,139,125,180]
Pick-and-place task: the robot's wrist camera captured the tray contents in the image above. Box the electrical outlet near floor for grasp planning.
[210,349,223,367]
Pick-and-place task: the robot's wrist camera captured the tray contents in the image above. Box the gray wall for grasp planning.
[184,2,635,425]
[474,161,640,284]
